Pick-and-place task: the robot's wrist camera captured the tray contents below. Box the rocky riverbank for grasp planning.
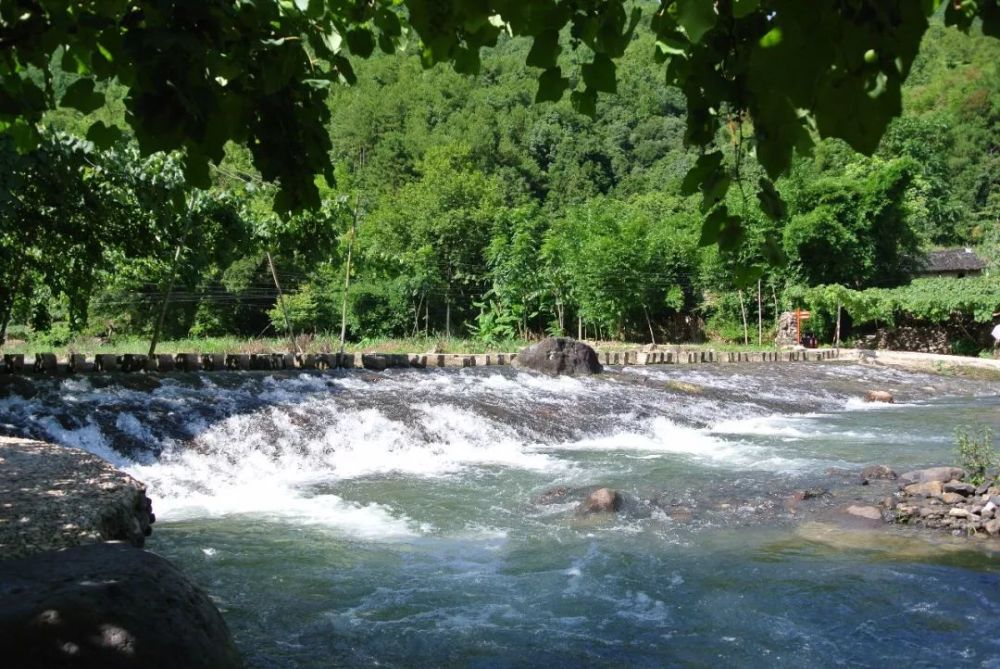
[0,437,242,668]
[0,436,154,559]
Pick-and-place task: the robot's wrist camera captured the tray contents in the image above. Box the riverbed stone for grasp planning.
[512,337,603,376]
[577,487,622,514]
[903,480,944,498]
[985,519,1000,536]
[899,467,966,485]
[948,507,971,518]
[0,542,242,669]
[943,480,976,496]
[860,465,897,481]
[864,390,894,403]
[845,505,883,521]
[939,492,966,505]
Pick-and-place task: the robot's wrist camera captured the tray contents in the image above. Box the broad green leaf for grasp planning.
[733,0,760,19]
[571,89,598,117]
[756,178,787,220]
[526,31,561,69]
[676,0,717,44]
[60,78,104,114]
[346,29,375,58]
[86,121,123,149]
[581,54,616,94]
[535,67,569,103]
[681,151,723,195]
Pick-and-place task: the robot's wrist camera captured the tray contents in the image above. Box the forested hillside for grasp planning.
[2,18,998,349]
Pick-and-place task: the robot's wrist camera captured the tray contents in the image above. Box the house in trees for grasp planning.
[915,248,987,279]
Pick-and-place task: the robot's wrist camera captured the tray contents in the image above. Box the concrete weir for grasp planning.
[0,348,840,376]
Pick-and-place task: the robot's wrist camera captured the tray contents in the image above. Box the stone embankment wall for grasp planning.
[1,347,840,375]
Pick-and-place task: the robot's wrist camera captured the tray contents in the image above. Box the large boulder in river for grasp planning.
[860,464,898,482]
[0,542,242,669]
[512,337,602,376]
[864,390,894,403]
[576,487,623,515]
[899,466,966,485]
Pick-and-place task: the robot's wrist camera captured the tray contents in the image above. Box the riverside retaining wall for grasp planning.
[0,348,840,375]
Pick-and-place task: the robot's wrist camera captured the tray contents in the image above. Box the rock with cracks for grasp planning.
[0,542,242,669]
[512,337,603,376]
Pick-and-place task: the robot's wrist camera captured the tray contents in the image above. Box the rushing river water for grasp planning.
[2,362,999,667]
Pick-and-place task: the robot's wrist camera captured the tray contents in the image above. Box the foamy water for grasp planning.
[1,363,998,667]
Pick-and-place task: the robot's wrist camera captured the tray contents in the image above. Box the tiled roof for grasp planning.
[918,248,986,273]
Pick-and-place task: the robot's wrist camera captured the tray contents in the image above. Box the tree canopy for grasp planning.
[3,0,998,238]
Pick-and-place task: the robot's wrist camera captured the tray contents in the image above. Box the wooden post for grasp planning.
[268,251,300,354]
[796,308,802,346]
[578,314,582,340]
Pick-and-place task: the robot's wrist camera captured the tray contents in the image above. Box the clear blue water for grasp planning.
[2,362,998,667]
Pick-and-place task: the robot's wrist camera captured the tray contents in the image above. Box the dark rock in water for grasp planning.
[942,480,976,496]
[0,542,242,669]
[577,487,622,514]
[512,337,602,376]
[860,465,897,482]
[864,390,894,403]
[899,467,966,485]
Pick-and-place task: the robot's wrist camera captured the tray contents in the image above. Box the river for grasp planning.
[1,362,998,667]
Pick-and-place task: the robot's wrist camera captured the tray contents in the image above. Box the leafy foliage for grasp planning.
[955,426,996,487]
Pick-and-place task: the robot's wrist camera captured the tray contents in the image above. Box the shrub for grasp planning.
[955,426,995,486]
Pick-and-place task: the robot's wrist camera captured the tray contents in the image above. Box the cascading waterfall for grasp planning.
[1,363,998,667]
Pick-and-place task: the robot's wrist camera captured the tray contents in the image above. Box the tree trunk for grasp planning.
[424,299,429,337]
[738,289,749,346]
[834,305,842,347]
[445,288,451,339]
[577,314,582,340]
[338,196,359,355]
[148,243,184,358]
[757,279,763,346]
[643,304,656,345]
[268,252,299,354]
[771,284,779,329]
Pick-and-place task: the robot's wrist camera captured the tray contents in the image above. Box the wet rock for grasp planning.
[864,390,894,403]
[0,437,154,559]
[986,519,1000,536]
[663,380,703,394]
[576,487,622,514]
[903,480,943,498]
[860,465,897,482]
[536,486,572,505]
[0,542,242,669]
[512,337,603,376]
[948,507,971,518]
[942,480,976,496]
[845,505,883,521]
[939,492,966,505]
[789,488,828,503]
[898,467,966,485]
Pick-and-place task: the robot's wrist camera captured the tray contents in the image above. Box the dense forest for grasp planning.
[2,17,999,351]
